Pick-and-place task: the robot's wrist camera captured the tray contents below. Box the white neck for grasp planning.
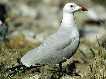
[61,12,75,27]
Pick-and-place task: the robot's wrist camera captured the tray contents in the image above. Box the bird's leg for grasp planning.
[58,58,67,78]
[59,62,62,72]
[65,60,80,76]
[58,62,63,79]
[59,58,67,72]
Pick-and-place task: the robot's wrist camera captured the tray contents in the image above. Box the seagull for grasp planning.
[0,3,8,41]
[0,20,8,41]
[21,3,87,67]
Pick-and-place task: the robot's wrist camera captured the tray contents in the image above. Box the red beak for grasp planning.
[80,5,88,11]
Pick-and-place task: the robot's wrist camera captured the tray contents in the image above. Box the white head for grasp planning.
[63,3,87,13]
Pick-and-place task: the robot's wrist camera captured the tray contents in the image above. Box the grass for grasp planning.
[0,0,106,79]
[79,46,106,79]
[0,39,106,79]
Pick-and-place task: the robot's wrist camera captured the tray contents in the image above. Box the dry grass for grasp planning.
[0,40,106,79]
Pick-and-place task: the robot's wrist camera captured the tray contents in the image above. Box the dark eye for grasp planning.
[70,5,73,7]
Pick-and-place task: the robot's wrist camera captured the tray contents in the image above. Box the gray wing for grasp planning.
[21,31,78,67]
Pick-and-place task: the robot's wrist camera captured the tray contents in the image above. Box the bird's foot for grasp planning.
[58,61,65,79]
[65,60,80,76]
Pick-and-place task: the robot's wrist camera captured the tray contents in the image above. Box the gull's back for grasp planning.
[21,24,79,67]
